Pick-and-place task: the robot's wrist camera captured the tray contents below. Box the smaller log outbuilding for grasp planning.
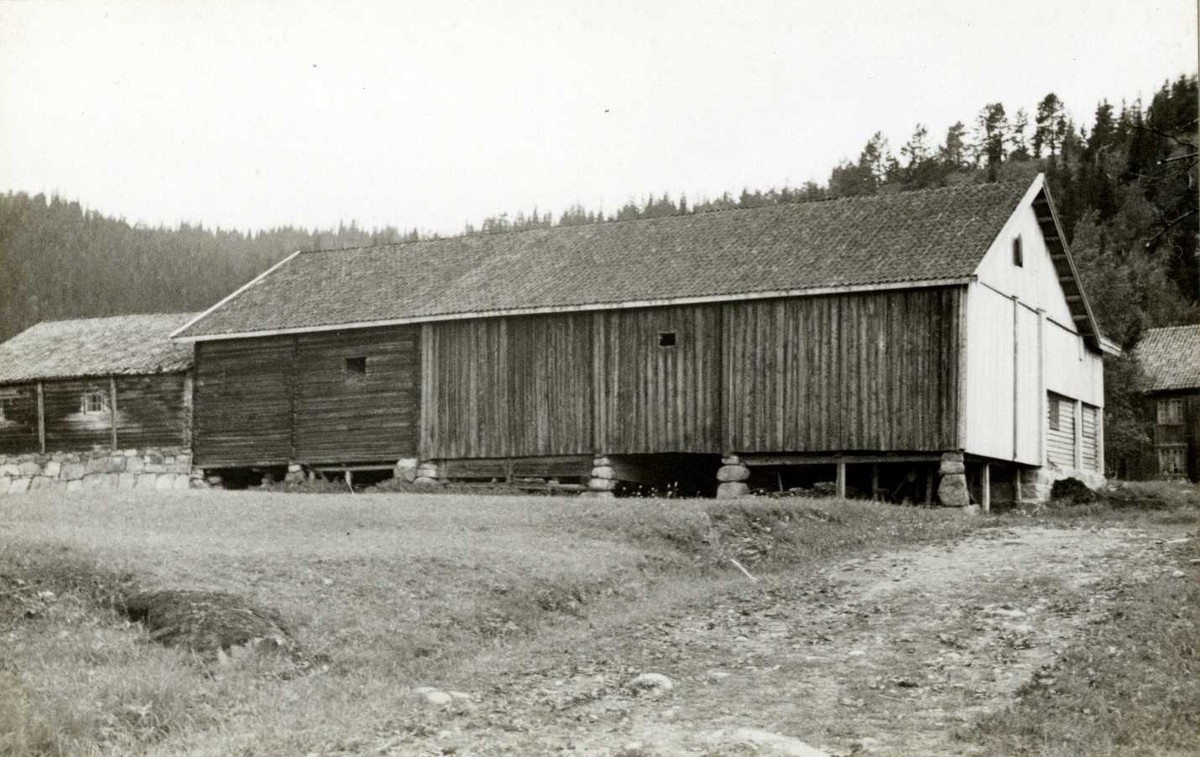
[0,313,198,494]
[1137,324,1200,480]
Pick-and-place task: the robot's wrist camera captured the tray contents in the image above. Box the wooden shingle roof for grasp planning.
[176,180,1032,340]
[0,313,196,385]
[1138,324,1200,392]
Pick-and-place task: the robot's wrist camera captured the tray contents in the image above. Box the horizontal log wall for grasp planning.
[114,374,189,448]
[295,329,419,463]
[195,327,419,467]
[194,338,293,466]
[722,288,963,453]
[0,384,40,454]
[43,378,115,451]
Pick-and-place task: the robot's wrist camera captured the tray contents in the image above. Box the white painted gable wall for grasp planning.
[964,175,1104,466]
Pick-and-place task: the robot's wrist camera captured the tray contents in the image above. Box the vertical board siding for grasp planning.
[294,328,420,462]
[723,288,962,453]
[1046,392,1076,468]
[422,319,508,459]
[42,379,114,451]
[115,373,189,448]
[508,314,593,456]
[1081,403,1099,472]
[0,384,40,454]
[193,338,294,466]
[601,305,721,454]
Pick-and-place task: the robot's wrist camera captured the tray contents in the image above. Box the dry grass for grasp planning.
[0,489,973,755]
[964,530,1200,756]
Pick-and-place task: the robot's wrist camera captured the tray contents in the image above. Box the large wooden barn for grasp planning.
[1136,324,1200,480]
[0,314,197,494]
[173,174,1118,507]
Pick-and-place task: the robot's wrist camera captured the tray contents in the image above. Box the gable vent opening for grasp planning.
[658,332,677,348]
[344,356,367,376]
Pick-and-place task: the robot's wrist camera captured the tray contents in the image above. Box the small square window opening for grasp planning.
[82,390,108,414]
[1012,235,1023,267]
[344,356,368,376]
[658,332,677,347]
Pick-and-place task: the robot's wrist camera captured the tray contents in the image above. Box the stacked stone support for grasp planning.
[715,454,750,499]
[582,456,616,499]
[0,447,197,495]
[936,451,971,510]
[283,463,306,484]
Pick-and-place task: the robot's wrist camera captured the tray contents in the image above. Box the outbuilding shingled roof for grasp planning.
[176,180,1031,339]
[1138,324,1200,392]
[0,313,196,384]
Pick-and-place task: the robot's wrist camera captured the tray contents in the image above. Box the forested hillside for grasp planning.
[2,76,1195,352]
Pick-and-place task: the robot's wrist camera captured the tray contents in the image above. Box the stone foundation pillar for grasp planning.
[413,461,442,486]
[1019,467,1054,504]
[582,456,616,499]
[936,451,971,509]
[190,467,212,489]
[394,457,419,484]
[284,463,306,484]
[716,454,750,499]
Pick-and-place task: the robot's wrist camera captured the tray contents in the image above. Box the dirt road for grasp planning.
[376,524,1182,756]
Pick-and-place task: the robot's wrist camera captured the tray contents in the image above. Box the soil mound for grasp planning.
[120,589,298,657]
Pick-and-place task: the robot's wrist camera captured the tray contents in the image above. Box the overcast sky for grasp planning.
[0,0,1195,235]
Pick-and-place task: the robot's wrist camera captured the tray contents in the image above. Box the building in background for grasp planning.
[1136,324,1200,480]
[0,313,198,493]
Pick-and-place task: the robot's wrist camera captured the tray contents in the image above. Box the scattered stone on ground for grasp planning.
[628,672,673,696]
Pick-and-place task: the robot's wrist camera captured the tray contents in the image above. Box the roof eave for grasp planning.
[1033,180,1105,352]
[173,275,978,343]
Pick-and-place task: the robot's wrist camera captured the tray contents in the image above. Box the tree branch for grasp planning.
[1145,208,1198,246]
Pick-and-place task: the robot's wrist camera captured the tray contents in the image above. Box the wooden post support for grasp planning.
[1014,466,1023,504]
[924,467,933,506]
[835,461,847,500]
[109,375,118,450]
[871,464,879,501]
[36,381,45,454]
[981,462,991,513]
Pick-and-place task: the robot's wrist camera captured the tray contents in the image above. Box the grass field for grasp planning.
[0,489,976,755]
[0,486,1195,756]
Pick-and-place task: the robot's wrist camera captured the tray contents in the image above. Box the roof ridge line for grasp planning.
[298,179,1028,256]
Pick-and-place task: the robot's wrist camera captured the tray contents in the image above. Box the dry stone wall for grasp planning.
[0,447,203,495]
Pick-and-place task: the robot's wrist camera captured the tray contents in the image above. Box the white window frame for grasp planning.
[81,389,109,415]
[1157,398,1184,425]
